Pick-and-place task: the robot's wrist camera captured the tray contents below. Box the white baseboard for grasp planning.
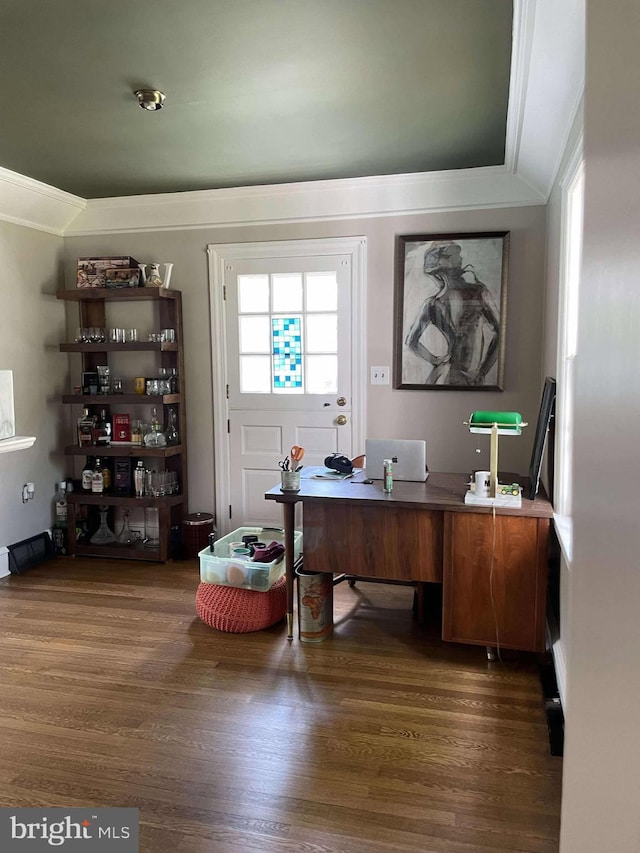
[0,546,9,579]
[551,636,567,711]
[546,615,567,712]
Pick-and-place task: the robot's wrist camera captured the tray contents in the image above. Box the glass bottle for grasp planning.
[91,458,104,494]
[53,481,68,529]
[144,407,166,447]
[52,481,68,555]
[165,408,179,445]
[90,505,116,544]
[131,419,143,445]
[116,509,134,545]
[77,407,95,448]
[82,457,94,491]
[101,459,112,492]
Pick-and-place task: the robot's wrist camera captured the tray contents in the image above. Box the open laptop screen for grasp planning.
[365,439,428,482]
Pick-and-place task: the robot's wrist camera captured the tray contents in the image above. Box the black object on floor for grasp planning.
[539,654,564,757]
[8,532,56,575]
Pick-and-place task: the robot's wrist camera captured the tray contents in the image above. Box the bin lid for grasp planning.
[183,512,214,526]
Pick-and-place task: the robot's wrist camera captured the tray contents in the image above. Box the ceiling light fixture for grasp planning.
[134,89,166,111]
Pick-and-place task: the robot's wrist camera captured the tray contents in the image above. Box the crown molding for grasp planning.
[63,166,545,236]
[0,166,85,236]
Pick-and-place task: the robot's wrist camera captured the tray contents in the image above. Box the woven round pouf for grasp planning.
[195,575,287,633]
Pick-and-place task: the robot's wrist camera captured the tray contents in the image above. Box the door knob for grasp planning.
[336,414,347,426]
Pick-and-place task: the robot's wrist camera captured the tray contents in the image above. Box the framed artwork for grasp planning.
[527,376,556,501]
[393,231,510,390]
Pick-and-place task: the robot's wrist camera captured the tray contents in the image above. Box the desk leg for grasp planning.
[282,502,296,640]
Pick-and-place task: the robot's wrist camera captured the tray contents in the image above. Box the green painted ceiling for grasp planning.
[0,0,512,199]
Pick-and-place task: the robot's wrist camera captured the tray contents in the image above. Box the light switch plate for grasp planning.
[370,366,390,385]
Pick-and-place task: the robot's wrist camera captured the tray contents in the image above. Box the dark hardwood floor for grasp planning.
[0,559,561,852]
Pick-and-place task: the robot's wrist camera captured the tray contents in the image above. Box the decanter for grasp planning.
[165,408,179,445]
[90,506,116,545]
[116,509,134,545]
[144,407,166,447]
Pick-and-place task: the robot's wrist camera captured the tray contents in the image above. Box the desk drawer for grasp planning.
[303,503,443,582]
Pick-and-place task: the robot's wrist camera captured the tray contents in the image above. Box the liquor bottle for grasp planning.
[101,458,112,492]
[131,419,143,446]
[52,482,68,555]
[53,481,68,527]
[91,458,104,494]
[134,460,145,498]
[165,408,179,445]
[82,457,94,491]
[77,407,95,448]
[93,408,111,446]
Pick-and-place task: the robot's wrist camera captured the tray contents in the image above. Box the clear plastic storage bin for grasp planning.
[199,526,302,592]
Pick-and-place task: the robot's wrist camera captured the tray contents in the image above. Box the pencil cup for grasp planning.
[280,471,300,492]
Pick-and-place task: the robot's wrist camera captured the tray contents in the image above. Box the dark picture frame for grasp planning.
[393,231,510,390]
[527,376,556,501]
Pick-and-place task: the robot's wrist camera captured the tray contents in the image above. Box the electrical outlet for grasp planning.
[370,365,390,385]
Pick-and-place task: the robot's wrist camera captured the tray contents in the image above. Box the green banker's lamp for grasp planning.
[464,411,528,507]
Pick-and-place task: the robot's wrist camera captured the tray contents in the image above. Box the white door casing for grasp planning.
[208,237,367,535]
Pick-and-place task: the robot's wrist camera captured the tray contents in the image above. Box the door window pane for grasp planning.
[272,274,302,312]
[306,272,337,311]
[306,355,337,393]
[238,274,269,312]
[240,355,271,393]
[239,316,270,353]
[306,314,337,353]
[272,317,302,390]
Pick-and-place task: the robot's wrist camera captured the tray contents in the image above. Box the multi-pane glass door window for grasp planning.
[238,272,338,394]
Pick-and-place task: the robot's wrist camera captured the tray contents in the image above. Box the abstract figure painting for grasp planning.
[393,232,509,390]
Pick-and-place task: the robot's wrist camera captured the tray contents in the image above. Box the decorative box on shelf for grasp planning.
[76,256,140,288]
[111,414,131,442]
[105,268,140,289]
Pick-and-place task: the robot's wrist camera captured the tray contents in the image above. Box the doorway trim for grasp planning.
[207,236,367,533]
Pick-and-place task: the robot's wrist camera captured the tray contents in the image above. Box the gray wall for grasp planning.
[0,220,67,549]
[63,204,547,517]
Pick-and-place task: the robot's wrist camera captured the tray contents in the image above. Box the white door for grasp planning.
[209,238,366,534]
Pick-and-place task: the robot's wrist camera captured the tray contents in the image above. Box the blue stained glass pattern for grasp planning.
[272,317,302,388]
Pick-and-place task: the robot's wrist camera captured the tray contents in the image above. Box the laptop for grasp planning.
[365,439,429,482]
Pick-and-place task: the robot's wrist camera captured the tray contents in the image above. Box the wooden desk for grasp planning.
[265,472,553,651]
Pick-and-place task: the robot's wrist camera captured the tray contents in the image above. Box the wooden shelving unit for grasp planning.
[57,287,188,562]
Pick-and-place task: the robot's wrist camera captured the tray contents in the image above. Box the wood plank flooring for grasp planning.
[0,559,561,852]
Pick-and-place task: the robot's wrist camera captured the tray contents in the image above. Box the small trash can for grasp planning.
[296,566,333,643]
[182,512,215,559]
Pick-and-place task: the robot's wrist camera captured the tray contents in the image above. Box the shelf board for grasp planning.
[73,542,164,562]
[56,287,180,302]
[67,493,184,507]
[60,342,178,352]
[65,444,183,458]
[62,394,181,405]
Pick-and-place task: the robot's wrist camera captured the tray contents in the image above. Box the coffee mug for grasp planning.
[134,377,146,395]
[475,470,491,498]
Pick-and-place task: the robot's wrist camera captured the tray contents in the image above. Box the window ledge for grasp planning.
[553,513,573,565]
[0,436,36,454]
